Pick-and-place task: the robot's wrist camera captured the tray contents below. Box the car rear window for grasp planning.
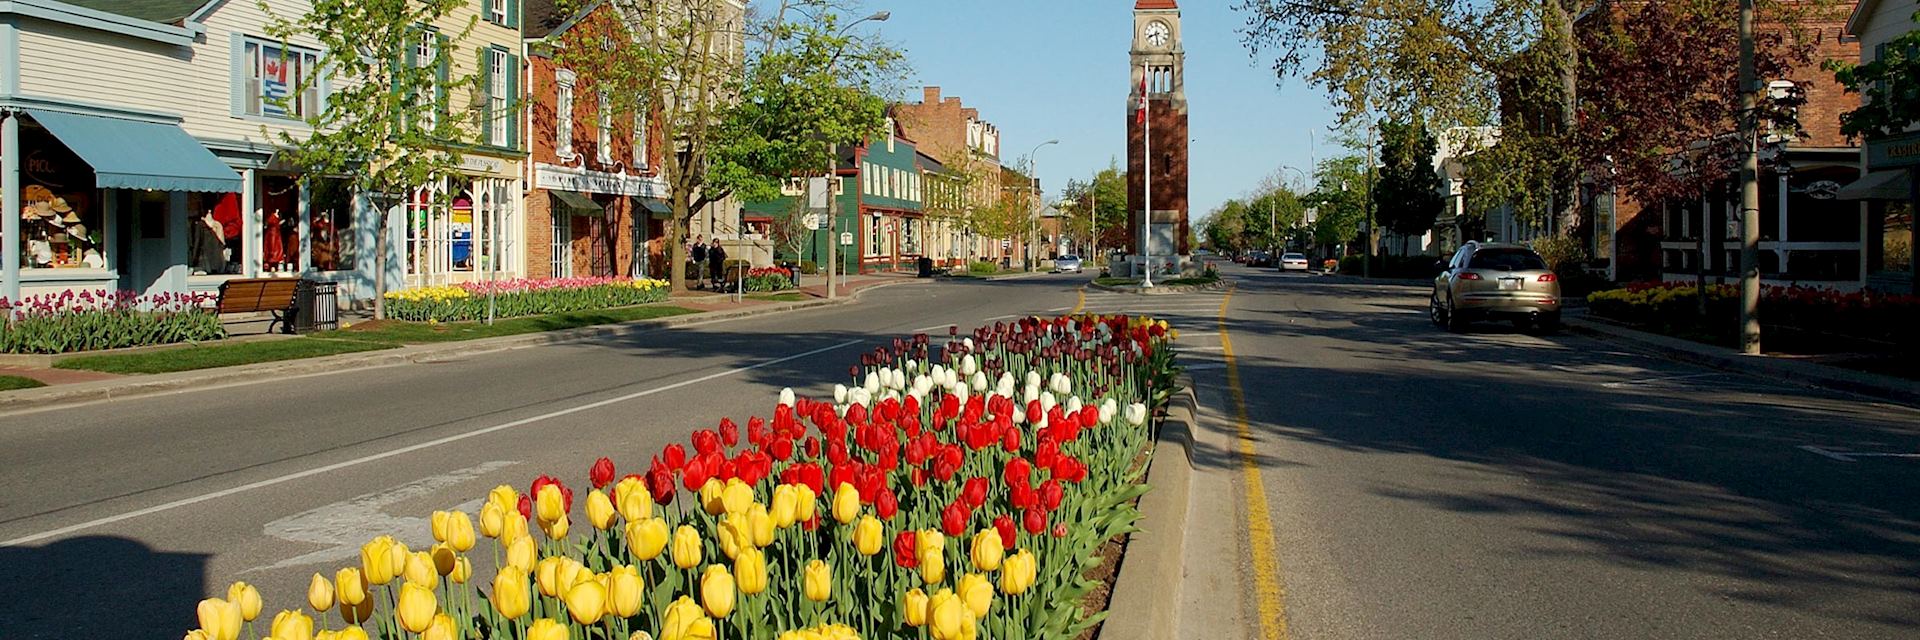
[1059,255,1078,261]
[1282,253,1304,259]
[1468,249,1548,271]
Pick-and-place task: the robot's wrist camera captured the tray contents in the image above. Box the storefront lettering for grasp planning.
[24,150,67,188]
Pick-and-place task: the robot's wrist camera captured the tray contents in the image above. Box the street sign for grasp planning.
[1001,239,1011,249]
[840,232,854,246]
[803,213,823,230]
[808,177,831,211]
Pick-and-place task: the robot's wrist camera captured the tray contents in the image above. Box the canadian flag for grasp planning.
[1136,69,1149,124]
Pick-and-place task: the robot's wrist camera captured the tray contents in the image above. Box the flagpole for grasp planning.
[1141,63,1155,288]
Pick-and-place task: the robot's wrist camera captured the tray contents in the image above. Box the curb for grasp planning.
[1565,316,1920,408]
[1087,280,1225,295]
[0,285,905,415]
[1101,375,1199,640]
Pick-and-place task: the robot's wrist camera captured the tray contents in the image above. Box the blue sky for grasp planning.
[856,0,1343,221]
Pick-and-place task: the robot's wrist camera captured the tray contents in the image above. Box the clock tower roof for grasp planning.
[1135,0,1177,9]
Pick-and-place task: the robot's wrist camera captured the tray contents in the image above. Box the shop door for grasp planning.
[117,190,173,294]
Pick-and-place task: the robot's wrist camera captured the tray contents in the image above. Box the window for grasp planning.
[556,70,576,158]
[415,30,439,129]
[902,218,920,254]
[240,38,321,119]
[597,92,613,164]
[868,215,884,256]
[487,0,508,25]
[1467,248,1547,271]
[551,206,572,277]
[487,49,510,146]
[633,106,648,168]
[188,192,243,275]
[308,177,356,271]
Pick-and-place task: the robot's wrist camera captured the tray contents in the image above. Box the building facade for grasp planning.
[1126,0,1192,275]
[890,86,1020,265]
[1839,0,1918,294]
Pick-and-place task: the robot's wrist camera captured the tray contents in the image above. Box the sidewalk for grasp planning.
[1565,310,1920,407]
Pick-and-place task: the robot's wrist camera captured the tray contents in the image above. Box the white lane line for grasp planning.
[912,324,955,333]
[0,339,862,548]
[1799,445,1857,463]
[1600,372,1720,389]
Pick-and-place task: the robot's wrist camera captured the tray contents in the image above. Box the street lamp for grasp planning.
[822,10,890,300]
[1025,139,1058,271]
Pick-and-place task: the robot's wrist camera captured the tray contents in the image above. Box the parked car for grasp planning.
[1278,252,1310,271]
[1052,255,1084,273]
[1430,242,1561,333]
[1246,251,1274,267]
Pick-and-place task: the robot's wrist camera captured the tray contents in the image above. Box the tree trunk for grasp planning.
[668,214,687,293]
[1737,0,1762,354]
[374,209,389,320]
[1555,0,1582,237]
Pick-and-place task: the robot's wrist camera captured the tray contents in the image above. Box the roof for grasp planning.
[523,0,584,40]
[62,0,206,23]
[1135,0,1178,9]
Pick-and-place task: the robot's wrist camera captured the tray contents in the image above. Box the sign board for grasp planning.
[840,232,854,246]
[808,177,832,211]
[1866,130,1920,170]
[803,213,823,230]
[458,156,506,174]
[1001,239,1011,249]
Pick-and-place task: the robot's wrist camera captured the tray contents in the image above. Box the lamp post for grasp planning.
[1277,165,1307,252]
[1025,139,1058,272]
[822,10,890,300]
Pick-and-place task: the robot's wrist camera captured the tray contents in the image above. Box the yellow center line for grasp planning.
[1219,282,1290,640]
[1073,286,1086,314]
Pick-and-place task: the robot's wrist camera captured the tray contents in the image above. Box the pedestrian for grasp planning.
[690,235,707,290]
[707,239,729,291]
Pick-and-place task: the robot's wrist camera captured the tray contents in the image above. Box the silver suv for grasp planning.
[1430,242,1561,333]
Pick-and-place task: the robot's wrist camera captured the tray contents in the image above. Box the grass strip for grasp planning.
[55,338,398,374]
[321,305,699,344]
[747,292,809,302]
[0,375,47,391]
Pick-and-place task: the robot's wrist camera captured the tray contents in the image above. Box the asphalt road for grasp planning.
[1181,263,1920,640]
[0,275,1091,639]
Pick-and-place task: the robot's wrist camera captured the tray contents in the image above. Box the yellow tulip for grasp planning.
[226,582,262,622]
[444,510,476,551]
[491,566,532,619]
[770,484,799,528]
[395,582,438,633]
[671,525,703,569]
[608,564,644,617]
[450,556,473,584]
[488,484,519,511]
[795,484,818,522]
[831,482,860,524]
[917,530,947,584]
[587,489,618,530]
[802,559,832,602]
[479,501,507,539]
[958,572,994,619]
[527,618,568,640]
[902,588,930,627]
[746,502,774,548]
[615,477,654,521]
[853,515,885,556]
[502,510,530,542]
[662,596,716,640]
[306,573,334,612]
[927,588,969,640]
[431,510,453,543]
[183,630,209,640]
[565,579,608,625]
[541,514,570,540]
[626,517,669,560]
[721,478,754,515]
[535,557,565,598]
[735,547,768,595]
[535,484,567,524]
[334,626,369,640]
[359,536,404,585]
[421,614,456,640]
[506,534,537,572]
[699,478,727,516]
[999,550,1036,595]
[334,568,368,606]
[270,609,314,640]
[700,564,736,618]
[404,550,439,589]
[970,529,1003,571]
[195,598,242,640]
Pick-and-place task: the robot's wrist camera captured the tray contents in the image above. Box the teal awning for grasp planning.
[550,190,605,216]
[29,109,243,193]
[638,198,673,219]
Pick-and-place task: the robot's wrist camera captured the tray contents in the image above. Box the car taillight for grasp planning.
[1458,272,1482,280]
[1537,273,1558,282]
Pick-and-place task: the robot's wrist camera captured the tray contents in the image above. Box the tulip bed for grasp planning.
[185,314,1181,640]
[1,290,223,354]
[1587,282,1920,350]
[742,267,797,293]
[383,278,673,323]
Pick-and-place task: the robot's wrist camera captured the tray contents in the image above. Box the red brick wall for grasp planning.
[1126,99,1190,255]
[891,87,994,167]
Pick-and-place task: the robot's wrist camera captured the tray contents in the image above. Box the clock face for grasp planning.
[1144,21,1170,48]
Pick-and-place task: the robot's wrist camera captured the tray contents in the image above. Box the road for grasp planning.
[4,264,1918,639]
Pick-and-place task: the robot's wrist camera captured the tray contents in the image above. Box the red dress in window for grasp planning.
[263,209,285,266]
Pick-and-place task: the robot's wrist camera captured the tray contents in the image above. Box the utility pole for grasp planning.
[1363,121,1377,279]
[1736,0,1762,354]
[824,143,839,299]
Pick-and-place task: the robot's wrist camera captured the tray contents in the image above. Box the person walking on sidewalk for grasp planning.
[707,239,729,291]
[690,235,708,290]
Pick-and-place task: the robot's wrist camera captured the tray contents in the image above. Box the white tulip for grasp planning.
[953,384,970,403]
[914,375,933,397]
[971,372,990,393]
[834,384,848,404]
[863,372,881,397]
[961,355,978,376]
[779,387,796,407]
[1065,396,1083,415]
[1023,370,1042,389]
[1040,391,1056,413]
[1100,398,1118,425]
[1023,384,1040,405]
[1126,402,1148,426]
[906,359,919,374]
[963,337,975,351]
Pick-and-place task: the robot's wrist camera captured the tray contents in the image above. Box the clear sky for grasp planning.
[855,0,1343,221]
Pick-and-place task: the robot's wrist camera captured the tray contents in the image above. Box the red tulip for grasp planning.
[767,437,794,462]
[805,437,822,459]
[1053,522,1069,538]
[692,429,721,456]
[911,468,928,487]
[893,530,919,568]
[746,417,766,446]
[1004,457,1032,490]
[994,515,1017,549]
[683,456,711,491]
[719,418,739,448]
[876,487,899,520]
[941,500,969,536]
[1010,483,1036,510]
[1001,427,1021,453]
[846,403,869,426]
[1023,507,1046,535]
[663,444,687,472]
[589,457,615,489]
[829,463,856,495]
[516,494,532,519]
[1026,400,1043,425]
[962,477,989,510]
[932,457,959,483]
[646,465,676,505]
[1039,479,1064,512]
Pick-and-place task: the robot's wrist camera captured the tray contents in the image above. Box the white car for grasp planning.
[1052,255,1084,273]
[1278,253,1311,271]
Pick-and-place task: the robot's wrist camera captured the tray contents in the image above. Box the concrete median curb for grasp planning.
[1566,315,1920,408]
[0,284,910,415]
[1087,279,1224,295]
[1101,375,1199,640]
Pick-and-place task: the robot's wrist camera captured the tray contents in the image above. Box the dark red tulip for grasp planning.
[1023,507,1046,535]
[962,477,989,510]
[941,500,969,536]
[719,418,739,448]
[1040,479,1064,512]
[588,457,615,489]
[894,530,919,568]
[516,494,532,519]
[994,515,1017,549]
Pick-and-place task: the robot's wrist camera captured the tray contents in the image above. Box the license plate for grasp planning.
[1499,278,1521,290]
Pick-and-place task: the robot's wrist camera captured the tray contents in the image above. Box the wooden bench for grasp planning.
[216,278,301,334]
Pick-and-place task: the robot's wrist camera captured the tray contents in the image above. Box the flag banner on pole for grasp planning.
[1137,67,1149,124]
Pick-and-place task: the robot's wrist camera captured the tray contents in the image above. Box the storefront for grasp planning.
[1,107,245,301]
[529,161,672,280]
[402,155,523,287]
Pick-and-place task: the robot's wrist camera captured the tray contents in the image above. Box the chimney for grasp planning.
[922,86,941,104]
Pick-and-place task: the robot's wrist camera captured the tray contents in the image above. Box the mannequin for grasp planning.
[263,208,285,271]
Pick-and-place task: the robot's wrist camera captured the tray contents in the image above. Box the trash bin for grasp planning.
[293,279,338,333]
[917,257,935,278]
[784,262,801,288]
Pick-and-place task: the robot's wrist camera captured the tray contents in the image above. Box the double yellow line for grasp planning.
[1219,283,1290,640]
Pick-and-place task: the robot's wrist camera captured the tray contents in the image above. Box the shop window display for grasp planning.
[308,178,354,272]
[19,183,105,270]
[188,191,243,275]
[260,175,300,273]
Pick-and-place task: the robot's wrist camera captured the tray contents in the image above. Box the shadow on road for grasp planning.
[0,536,207,639]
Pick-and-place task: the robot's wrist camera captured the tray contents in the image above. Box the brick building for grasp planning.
[521,0,672,280]
[1125,0,1192,275]
[890,86,1022,265]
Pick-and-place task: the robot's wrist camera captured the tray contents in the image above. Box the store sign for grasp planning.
[534,163,666,197]
[1866,130,1920,170]
[1794,180,1842,200]
[459,156,506,174]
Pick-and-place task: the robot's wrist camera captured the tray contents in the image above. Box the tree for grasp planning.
[553,0,904,292]
[1829,9,1920,139]
[1060,162,1128,255]
[1373,118,1444,238]
[263,0,478,320]
[1302,155,1371,251]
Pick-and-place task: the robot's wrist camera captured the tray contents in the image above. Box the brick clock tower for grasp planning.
[1127,0,1189,268]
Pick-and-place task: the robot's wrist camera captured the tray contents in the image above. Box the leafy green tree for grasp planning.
[1373,118,1444,238]
[1304,155,1372,250]
[1060,162,1128,255]
[262,0,477,319]
[1829,9,1920,139]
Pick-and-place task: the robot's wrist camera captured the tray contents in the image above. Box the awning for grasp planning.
[550,190,604,216]
[637,198,674,219]
[28,109,243,193]
[1835,169,1913,201]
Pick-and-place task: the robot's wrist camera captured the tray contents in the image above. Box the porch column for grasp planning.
[241,168,259,276]
[2,112,19,303]
[1777,174,1789,275]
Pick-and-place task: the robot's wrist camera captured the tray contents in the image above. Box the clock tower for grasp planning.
[1127,0,1189,267]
